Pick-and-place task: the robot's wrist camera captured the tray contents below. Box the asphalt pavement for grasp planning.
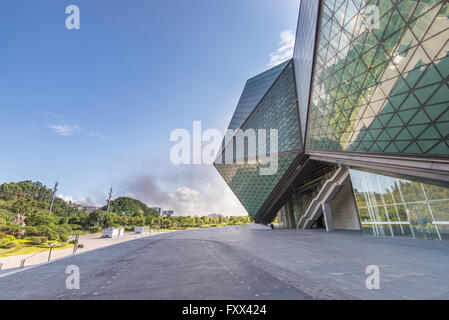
[0,225,448,300]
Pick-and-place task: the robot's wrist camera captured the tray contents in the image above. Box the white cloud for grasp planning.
[162,184,246,217]
[267,29,295,68]
[47,124,81,136]
[122,166,247,217]
[58,194,99,207]
[45,112,81,136]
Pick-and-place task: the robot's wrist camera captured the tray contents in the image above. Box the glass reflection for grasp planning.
[350,169,449,240]
[306,0,449,156]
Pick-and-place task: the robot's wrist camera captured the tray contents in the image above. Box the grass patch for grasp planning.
[0,238,74,258]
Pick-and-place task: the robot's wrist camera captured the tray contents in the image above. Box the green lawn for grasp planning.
[0,239,73,258]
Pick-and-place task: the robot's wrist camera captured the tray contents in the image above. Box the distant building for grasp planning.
[161,210,174,217]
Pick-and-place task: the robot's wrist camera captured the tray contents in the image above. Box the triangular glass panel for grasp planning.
[419,125,441,139]
[408,124,428,138]
[417,140,440,153]
[404,142,422,154]
[428,141,449,155]
[399,94,421,111]
[428,85,449,105]
[398,109,418,123]
[414,84,440,104]
[409,109,431,125]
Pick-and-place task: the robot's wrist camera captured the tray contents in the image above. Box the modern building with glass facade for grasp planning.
[215,0,449,241]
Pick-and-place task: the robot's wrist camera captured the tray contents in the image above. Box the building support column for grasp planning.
[322,202,334,232]
[287,198,296,228]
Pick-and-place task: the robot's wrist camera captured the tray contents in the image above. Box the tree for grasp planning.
[102,197,158,217]
[87,210,107,229]
[26,212,57,226]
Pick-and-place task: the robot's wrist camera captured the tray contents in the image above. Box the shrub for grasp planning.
[56,225,71,242]
[5,242,16,249]
[0,235,16,248]
[31,237,42,244]
[25,212,57,227]
[30,237,47,244]
[35,225,59,241]
[1,224,23,236]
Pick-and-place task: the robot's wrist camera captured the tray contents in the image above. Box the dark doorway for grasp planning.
[311,213,326,229]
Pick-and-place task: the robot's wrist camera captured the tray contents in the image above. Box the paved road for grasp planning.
[0,225,448,299]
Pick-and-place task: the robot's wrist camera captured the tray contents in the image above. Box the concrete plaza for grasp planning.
[0,225,448,299]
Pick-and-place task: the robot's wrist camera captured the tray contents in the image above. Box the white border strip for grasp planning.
[361,222,410,225]
[433,221,449,225]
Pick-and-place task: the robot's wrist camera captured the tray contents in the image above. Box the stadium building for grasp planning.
[215,0,449,240]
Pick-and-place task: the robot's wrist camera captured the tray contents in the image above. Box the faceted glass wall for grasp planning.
[293,0,321,145]
[215,61,302,218]
[350,169,449,240]
[235,61,301,160]
[306,0,449,155]
[215,154,298,218]
[228,60,289,130]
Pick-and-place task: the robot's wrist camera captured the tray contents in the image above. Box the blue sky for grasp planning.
[0,0,300,216]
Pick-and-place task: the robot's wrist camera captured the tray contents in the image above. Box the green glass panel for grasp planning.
[436,122,449,136]
[215,154,298,218]
[428,85,449,105]
[399,94,420,111]
[398,109,418,123]
[417,140,440,152]
[404,142,422,154]
[420,126,441,140]
[428,141,449,155]
[414,84,440,104]
[306,0,449,156]
[386,126,402,139]
[395,141,411,152]
[396,128,412,140]
[408,124,428,138]
[425,103,448,121]
[438,109,449,122]
[409,109,430,125]
[416,67,443,88]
